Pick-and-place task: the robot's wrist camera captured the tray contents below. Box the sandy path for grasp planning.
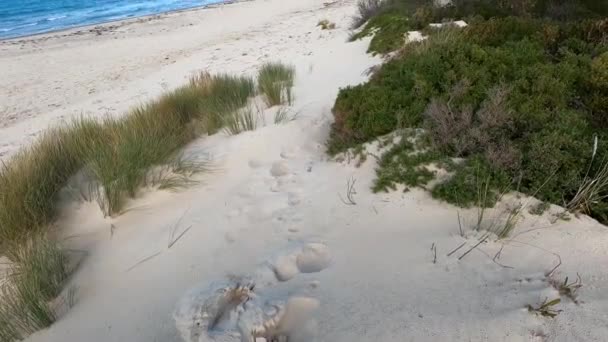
[2,1,608,341]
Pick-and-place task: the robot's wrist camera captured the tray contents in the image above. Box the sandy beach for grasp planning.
[0,0,347,159]
[1,0,607,341]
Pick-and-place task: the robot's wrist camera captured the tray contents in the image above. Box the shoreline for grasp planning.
[0,0,252,44]
[0,0,344,160]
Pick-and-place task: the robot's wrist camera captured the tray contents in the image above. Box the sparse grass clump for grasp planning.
[333,3,608,225]
[273,106,298,124]
[223,105,262,135]
[258,62,295,107]
[317,19,336,30]
[527,298,562,318]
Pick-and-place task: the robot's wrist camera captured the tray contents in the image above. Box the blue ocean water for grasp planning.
[0,0,225,39]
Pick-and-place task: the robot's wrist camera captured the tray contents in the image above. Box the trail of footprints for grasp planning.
[175,152,329,342]
[228,149,310,231]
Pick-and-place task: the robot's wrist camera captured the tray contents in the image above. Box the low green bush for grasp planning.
[431,156,511,208]
[332,15,608,223]
[351,0,385,29]
[351,12,413,54]
[372,132,449,192]
[350,0,608,55]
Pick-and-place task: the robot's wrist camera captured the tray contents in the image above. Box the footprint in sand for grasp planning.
[270,243,331,281]
[287,192,302,207]
[174,242,330,342]
[270,161,290,177]
[296,243,331,274]
[248,159,263,169]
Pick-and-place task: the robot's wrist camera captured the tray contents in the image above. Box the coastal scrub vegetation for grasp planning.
[332,0,608,225]
[351,0,608,55]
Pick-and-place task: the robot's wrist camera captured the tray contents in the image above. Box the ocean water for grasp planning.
[0,0,226,39]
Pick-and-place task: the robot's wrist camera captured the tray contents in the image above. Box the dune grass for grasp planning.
[0,68,261,340]
[0,235,69,339]
[258,62,295,107]
[0,126,91,244]
[223,105,263,135]
[0,71,255,244]
[194,73,256,133]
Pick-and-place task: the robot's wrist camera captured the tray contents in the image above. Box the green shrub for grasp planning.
[432,156,510,208]
[372,132,447,192]
[351,12,413,54]
[587,52,608,126]
[349,0,608,54]
[331,15,608,224]
[352,0,385,29]
[385,0,608,21]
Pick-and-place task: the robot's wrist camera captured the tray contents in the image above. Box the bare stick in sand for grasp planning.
[127,251,162,272]
[457,211,464,237]
[168,208,191,248]
[339,176,357,205]
[458,234,490,260]
[447,241,467,257]
[168,225,192,249]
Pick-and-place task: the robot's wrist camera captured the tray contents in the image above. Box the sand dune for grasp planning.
[1,0,607,341]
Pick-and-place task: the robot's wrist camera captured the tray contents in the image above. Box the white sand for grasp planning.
[1,0,607,341]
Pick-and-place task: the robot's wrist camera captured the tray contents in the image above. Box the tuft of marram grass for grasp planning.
[223,105,263,135]
[258,62,295,107]
[83,109,197,216]
[196,73,256,133]
[0,123,94,244]
[0,235,70,338]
